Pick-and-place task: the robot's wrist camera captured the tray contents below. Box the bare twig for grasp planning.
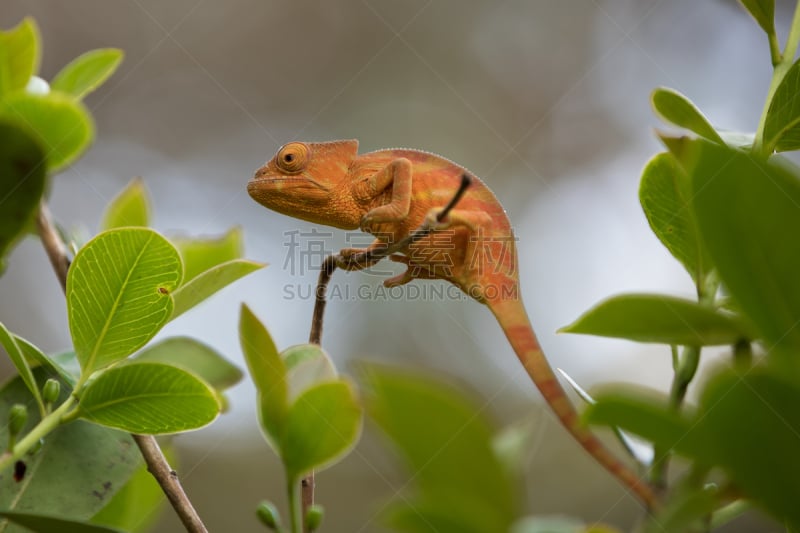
[35,205,70,292]
[35,202,208,533]
[133,434,208,533]
[302,174,472,530]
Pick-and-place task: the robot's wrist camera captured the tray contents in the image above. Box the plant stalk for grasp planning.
[752,0,800,156]
[0,396,75,472]
[35,202,209,533]
[288,479,302,533]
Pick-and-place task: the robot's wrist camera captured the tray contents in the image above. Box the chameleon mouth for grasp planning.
[248,174,329,191]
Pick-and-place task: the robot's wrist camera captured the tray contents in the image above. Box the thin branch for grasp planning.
[36,204,70,292]
[35,202,208,533]
[302,174,472,531]
[133,434,208,533]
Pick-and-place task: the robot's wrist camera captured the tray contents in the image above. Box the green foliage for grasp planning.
[559,293,753,345]
[671,137,800,354]
[0,321,44,414]
[0,18,40,96]
[568,5,800,526]
[239,306,362,481]
[0,122,45,271]
[366,367,517,533]
[239,303,287,449]
[173,227,245,282]
[583,389,712,464]
[90,443,176,532]
[170,227,265,319]
[100,177,150,230]
[0,17,122,270]
[1,91,93,172]
[134,336,243,391]
[738,0,775,37]
[0,511,124,533]
[651,87,724,144]
[281,381,361,482]
[67,228,183,375]
[639,152,711,283]
[171,257,264,319]
[51,48,124,101]
[0,373,140,530]
[763,58,800,152]
[239,306,362,533]
[699,367,800,526]
[78,362,220,434]
[0,15,265,533]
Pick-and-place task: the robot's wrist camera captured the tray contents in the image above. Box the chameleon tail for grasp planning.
[486,293,658,509]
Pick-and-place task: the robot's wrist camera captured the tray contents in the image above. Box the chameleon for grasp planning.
[248,139,657,508]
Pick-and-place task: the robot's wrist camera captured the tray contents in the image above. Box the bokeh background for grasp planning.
[0,1,790,531]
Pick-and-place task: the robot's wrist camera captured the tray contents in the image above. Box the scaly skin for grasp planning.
[248,139,657,508]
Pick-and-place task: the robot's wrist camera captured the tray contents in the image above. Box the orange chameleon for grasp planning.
[248,139,657,508]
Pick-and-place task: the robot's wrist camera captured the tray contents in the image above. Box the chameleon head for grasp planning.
[247,139,360,227]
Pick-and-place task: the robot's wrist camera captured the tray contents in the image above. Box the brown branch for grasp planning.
[35,202,208,533]
[132,434,208,533]
[302,174,472,530]
[36,205,70,292]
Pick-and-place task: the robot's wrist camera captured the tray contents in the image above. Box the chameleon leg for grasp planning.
[383,255,438,287]
[360,158,412,229]
[382,208,494,288]
[336,240,386,271]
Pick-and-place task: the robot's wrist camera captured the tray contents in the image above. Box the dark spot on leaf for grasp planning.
[158,287,169,295]
[13,460,26,482]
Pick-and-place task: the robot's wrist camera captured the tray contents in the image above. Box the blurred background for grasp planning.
[0,0,790,531]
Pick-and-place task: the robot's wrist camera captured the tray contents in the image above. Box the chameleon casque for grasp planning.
[248,139,656,507]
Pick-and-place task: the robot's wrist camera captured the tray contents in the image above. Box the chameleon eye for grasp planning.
[275,142,309,174]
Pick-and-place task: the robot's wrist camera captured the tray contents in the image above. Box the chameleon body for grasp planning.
[248,139,656,507]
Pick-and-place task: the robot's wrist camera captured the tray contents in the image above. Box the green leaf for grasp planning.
[171,259,264,320]
[50,48,123,100]
[739,0,775,36]
[674,138,800,354]
[91,443,175,532]
[282,344,337,402]
[651,88,724,144]
[584,388,713,464]
[173,227,245,283]
[78,362,220,434]
[0,92,93,172]
[699,367,800,527]
[239,304,287,449]
[99,177,150,230]
[0,120,46,270]
[67,228,182,374]
[281,380,362,482]
[0,322,44,414]
[763,58,800,153]
[559,293,754,345]
[639,152,711,282]
[0,18,40,96]
[0,371,140,529]
[0,511,124,533]
[134,336,243,391]
[366,367,516,533]
[16,338,78,386]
